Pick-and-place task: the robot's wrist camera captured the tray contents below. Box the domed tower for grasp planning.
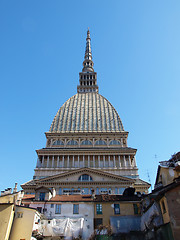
[22,30,150,195]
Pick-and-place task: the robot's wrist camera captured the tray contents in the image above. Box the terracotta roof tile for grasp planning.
[50,194,93,202]
[94,194,141,202]
[22,194,35,200]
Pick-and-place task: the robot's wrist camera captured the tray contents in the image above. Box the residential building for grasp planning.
[0,203,14,240]
[141,152,180,240]
[94,190,141,234]
[22,194,94,239]
[9,205,41,240]
[0,183,24,205]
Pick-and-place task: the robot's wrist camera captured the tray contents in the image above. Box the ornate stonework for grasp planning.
[21,30,150,195]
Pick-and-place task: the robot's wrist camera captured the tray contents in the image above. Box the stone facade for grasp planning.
[22,30,150,196]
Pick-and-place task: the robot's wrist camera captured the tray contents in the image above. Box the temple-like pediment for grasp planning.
[35,168,135,184]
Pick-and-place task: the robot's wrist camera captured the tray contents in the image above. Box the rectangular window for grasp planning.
[94,218,103,229]
[114,204,120,214]
[73,204,79,214]
[39,192,45,201]
[51,204,54,208]
[55,204,61,214]
[96,204,102,214]
[16,212,23,218]
[133,204,139,215]
[59,188,62,195]
[82,188,89,194]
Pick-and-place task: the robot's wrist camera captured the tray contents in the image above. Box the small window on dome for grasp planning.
[67,140,78,146]
[109,140,121,145]
[53,140,64,146]
[81,140,93,146]
[95,140,107,146]
[78,174,93,181]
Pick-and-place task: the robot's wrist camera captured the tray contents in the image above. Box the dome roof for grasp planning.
[49,93,124,133]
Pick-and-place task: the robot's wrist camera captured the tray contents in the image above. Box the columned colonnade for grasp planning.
[36,154,136,169]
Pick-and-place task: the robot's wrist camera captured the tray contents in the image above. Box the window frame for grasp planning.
[114,204,120,215]
[39,192,45,201]
[133,203,139,215]
[96,204,102,215]
[55,204,61,214]
[73,204,79,214]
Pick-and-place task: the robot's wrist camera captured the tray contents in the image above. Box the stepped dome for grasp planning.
[49,93,124,133]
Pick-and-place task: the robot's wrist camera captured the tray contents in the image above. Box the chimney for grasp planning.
[13,183,18,193]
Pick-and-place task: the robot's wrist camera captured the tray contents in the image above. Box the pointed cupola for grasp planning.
[77,29,99,93]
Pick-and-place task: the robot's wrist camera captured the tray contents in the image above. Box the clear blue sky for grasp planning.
[0,0,180,192]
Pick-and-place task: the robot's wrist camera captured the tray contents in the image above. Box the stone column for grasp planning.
[42,156,45,168]
[93,155,95,167]
[57,156,60,168]
[108,156,111,167]
[88,155,90,167]
[78,155,80,168]
[133,156,137,167]
[36,157,40,168]
[98,156,100,168]
[62,155,65,168]
[72,155,75,168]
[113,155,116,167]
[47,156,49,168]
[52,156,54,168]
[123,155,126,167]
[67,155,70,168]
[118,155,121,168]
[83,155,85,167]
[128,155,131,167]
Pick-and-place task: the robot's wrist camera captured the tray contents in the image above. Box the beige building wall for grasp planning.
[159,196,170,224]
[159,167,180,187]
[94,202,140,226]
[0,204,14,240]
[0,191,24,205]
[9,206,40,240]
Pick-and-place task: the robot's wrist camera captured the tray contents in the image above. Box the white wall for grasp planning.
[29,202,94,239]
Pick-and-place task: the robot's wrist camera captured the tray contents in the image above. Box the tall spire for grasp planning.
[82,29,94,73]
[77,29,98,93]
[84,28,92,61]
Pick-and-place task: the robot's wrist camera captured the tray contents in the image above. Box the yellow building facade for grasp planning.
[0,203,14,240]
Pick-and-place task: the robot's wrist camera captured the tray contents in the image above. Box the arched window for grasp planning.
[95,140,107,146]
[81,140,93,146]
[67,140,78,146]
[78,174,93,181]
[53,140,64,146]
[109,140,121,145]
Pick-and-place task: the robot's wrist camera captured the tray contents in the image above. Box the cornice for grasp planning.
[36,147,137,155]
[45,132,129,138]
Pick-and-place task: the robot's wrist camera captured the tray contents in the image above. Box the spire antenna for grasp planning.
[77,30,99,94]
